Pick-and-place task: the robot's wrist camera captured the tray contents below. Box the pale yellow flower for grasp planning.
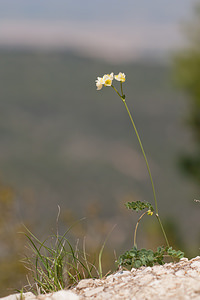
[103,72,114,86]
[95,77,104,90]
[114,72,126,82]
[147,210,153,216]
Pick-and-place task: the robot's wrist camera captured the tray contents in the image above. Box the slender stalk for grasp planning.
[111,85,122,98]
[120,81,124,97]
[122,100,158,214]
[111,85,170,247]
[156,214,169,247]
[98,225,116,278]
[134,211,147,247]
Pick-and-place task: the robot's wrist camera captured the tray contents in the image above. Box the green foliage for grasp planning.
[22,227,100,294]
[121,200,184,268]
[125,201,154,213]
[118,246,184,268]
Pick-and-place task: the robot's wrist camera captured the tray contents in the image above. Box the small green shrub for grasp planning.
[118,246,184,269]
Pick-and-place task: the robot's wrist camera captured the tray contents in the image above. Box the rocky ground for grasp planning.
[1,256,200,300]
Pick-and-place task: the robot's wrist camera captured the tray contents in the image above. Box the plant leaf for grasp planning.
[125,201,154,212]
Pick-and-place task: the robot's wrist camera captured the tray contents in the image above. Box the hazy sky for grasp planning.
[0,0,197,61]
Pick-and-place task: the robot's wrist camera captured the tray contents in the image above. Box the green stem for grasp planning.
[123,100,169,247]
[112,85,122,98]
[120,81,124,97]
[134,211,148,247]
[123,100,158,214]
[111,85,170,247]
[156,214,169,247]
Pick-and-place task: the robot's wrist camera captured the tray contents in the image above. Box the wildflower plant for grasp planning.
[95,72,184,267]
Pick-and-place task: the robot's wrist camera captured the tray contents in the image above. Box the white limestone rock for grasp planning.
[37,290,79,300]
[0,291,79,300]
[0,292,35,300]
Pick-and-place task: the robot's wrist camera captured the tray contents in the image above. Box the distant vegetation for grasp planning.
[174,2,200,183]
[0,50,199,295]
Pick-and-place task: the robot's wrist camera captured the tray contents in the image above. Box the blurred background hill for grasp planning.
[0,0,200,296]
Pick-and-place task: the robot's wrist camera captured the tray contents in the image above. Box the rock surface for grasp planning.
[1,256,200,300]
[0,291,79,300]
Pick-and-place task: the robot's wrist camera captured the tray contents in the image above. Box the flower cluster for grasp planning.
[147,210,154,216]
[95,72,126,90]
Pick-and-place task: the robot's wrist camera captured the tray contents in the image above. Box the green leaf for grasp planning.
[167,247,184,259]
[133,260,142,268]
[125,201,154,212]
[118,246,184,268]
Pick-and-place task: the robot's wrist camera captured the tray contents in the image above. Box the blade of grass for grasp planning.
[98,225,116,278]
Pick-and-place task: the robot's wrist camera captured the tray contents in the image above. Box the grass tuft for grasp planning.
[21,223,104,294]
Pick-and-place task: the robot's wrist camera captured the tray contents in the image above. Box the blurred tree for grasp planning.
[174,2,200,182]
